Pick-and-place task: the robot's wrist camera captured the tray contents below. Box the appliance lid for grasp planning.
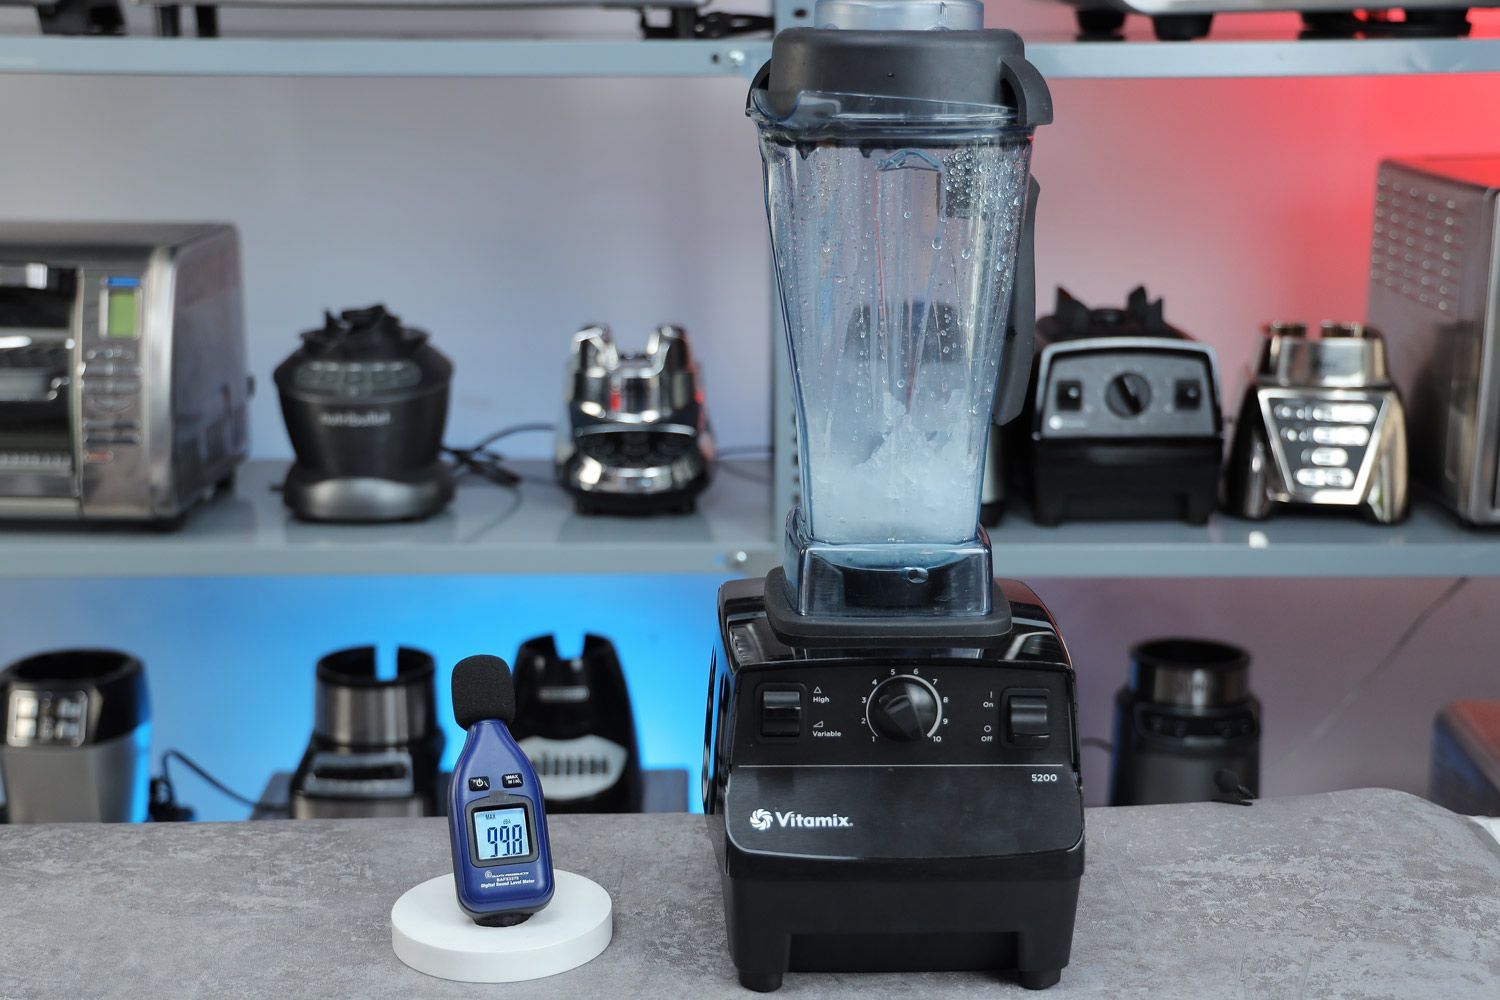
[296,304,432,361]
[748,3,1052,132]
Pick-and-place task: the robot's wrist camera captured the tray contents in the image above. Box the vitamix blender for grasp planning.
[703,1,1082,991]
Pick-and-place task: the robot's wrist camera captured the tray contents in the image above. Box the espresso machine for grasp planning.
[703,1,1083,991]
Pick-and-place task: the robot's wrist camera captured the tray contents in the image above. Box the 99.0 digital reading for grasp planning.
[473,807,531,862]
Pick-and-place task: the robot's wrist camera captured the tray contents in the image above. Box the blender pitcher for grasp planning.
[752,0,1051,618]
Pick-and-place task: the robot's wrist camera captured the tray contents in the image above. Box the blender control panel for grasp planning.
[1260,389,1387,497]
[736,663,1074,768]
[292,359,421,399]
[5,689,88,747]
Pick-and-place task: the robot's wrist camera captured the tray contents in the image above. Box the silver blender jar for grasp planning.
[703,1,1082,991]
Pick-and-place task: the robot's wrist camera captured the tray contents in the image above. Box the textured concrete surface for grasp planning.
[0,788,1497,999]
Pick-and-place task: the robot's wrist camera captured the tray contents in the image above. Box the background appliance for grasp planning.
[556,323,713,515]
[131,0,764,42]
[289,645,445,819]
[1225,321,1408,523]
[705,4,1082,992]
[275,304,455,523]
[1008,286,1222,525]
[0,649,150,823]
[0,223,249,525]
[1431,700,1500,815]
[0,0,123,35]
[1368,156,1500,527]
[1109,638,1260,806]
[1059,2,1484,43]
[511,633,643,813]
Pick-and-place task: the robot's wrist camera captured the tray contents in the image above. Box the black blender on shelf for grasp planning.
[703,1,1083,991]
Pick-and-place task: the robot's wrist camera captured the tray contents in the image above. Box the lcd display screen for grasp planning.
[106,287,139,339]
[472,805,531,862]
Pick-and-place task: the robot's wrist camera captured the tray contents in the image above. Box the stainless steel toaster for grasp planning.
[1368,157,1500,526]
[0,223,249,525]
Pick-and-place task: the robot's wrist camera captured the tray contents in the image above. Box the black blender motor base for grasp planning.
[721,864,1080,993]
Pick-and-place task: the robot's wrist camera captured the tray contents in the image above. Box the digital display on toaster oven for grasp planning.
[105,280,140,339]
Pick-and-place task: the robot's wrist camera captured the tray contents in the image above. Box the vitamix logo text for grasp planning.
[750,808,852,831]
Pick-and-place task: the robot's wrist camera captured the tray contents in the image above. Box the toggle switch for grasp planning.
[1005,692,1050,747]
[759,685,805,739]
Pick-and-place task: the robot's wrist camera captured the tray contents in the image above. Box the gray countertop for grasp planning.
[1,788,1498,999]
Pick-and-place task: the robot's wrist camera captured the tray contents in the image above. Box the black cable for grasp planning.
[443,422,556,488]
[1081,737,1113,754]
[161,749,260,809]
[716,444,772,458]
[1269,576,1471,771]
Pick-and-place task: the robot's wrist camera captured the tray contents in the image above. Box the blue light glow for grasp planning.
[0,574,726,821]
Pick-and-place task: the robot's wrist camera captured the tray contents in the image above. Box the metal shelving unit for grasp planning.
[3,458,1499,578]
[0,460,775,579]
[0,36,769,78]
[3,32,1500,79]
[4,6,1500,580]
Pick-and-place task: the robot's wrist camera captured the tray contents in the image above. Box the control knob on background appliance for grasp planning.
[1105,373,1151,418]
[866,676,941,741]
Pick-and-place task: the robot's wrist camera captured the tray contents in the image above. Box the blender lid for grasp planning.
[749,25,1052,130]
[297,304,432,360]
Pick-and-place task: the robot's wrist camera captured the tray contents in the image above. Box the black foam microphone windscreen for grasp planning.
[452,655,516,729]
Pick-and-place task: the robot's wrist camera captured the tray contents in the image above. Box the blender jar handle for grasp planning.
[999,58,1054,128]
[994,177,1039,427]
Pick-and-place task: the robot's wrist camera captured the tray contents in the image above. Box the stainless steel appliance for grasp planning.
[556,324,714,515]
[1009,286,1223,525]
[288,646,445,820]
[1,650,151,824]
[131,0,731,42]
[0,0,124,35]
[704,2,1082,991]
[275,305,455,523]
[1368,157,1500,526]
[1060,1,1485,42]
[0,223,249,525]
[1225,321,1408,523]
[1109,638,1259,806]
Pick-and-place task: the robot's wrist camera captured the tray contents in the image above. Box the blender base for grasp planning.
[762,568,1013,647]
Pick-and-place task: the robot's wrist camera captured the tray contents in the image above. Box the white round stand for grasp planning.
[390,870,612,983]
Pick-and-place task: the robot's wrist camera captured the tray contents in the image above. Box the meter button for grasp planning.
[501,774,523,789]
[1005,692,1050,747]
[759,685,804,739]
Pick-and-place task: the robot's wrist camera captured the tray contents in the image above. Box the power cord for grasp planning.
[716,444,772,485]
[149,748,284,822]
[443,422,556,488]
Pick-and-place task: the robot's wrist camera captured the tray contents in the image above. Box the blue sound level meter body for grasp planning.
[447,718,555,925]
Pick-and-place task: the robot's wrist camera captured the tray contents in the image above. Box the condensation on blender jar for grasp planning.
[764,133,1033,545]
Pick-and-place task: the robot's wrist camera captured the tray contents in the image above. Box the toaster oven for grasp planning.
[1367,158,1500,526]
[0,223,249,524]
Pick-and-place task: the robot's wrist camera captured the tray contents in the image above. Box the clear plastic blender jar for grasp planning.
[751,2,1049,618]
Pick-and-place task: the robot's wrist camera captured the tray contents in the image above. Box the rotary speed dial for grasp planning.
[866,675,942,742]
